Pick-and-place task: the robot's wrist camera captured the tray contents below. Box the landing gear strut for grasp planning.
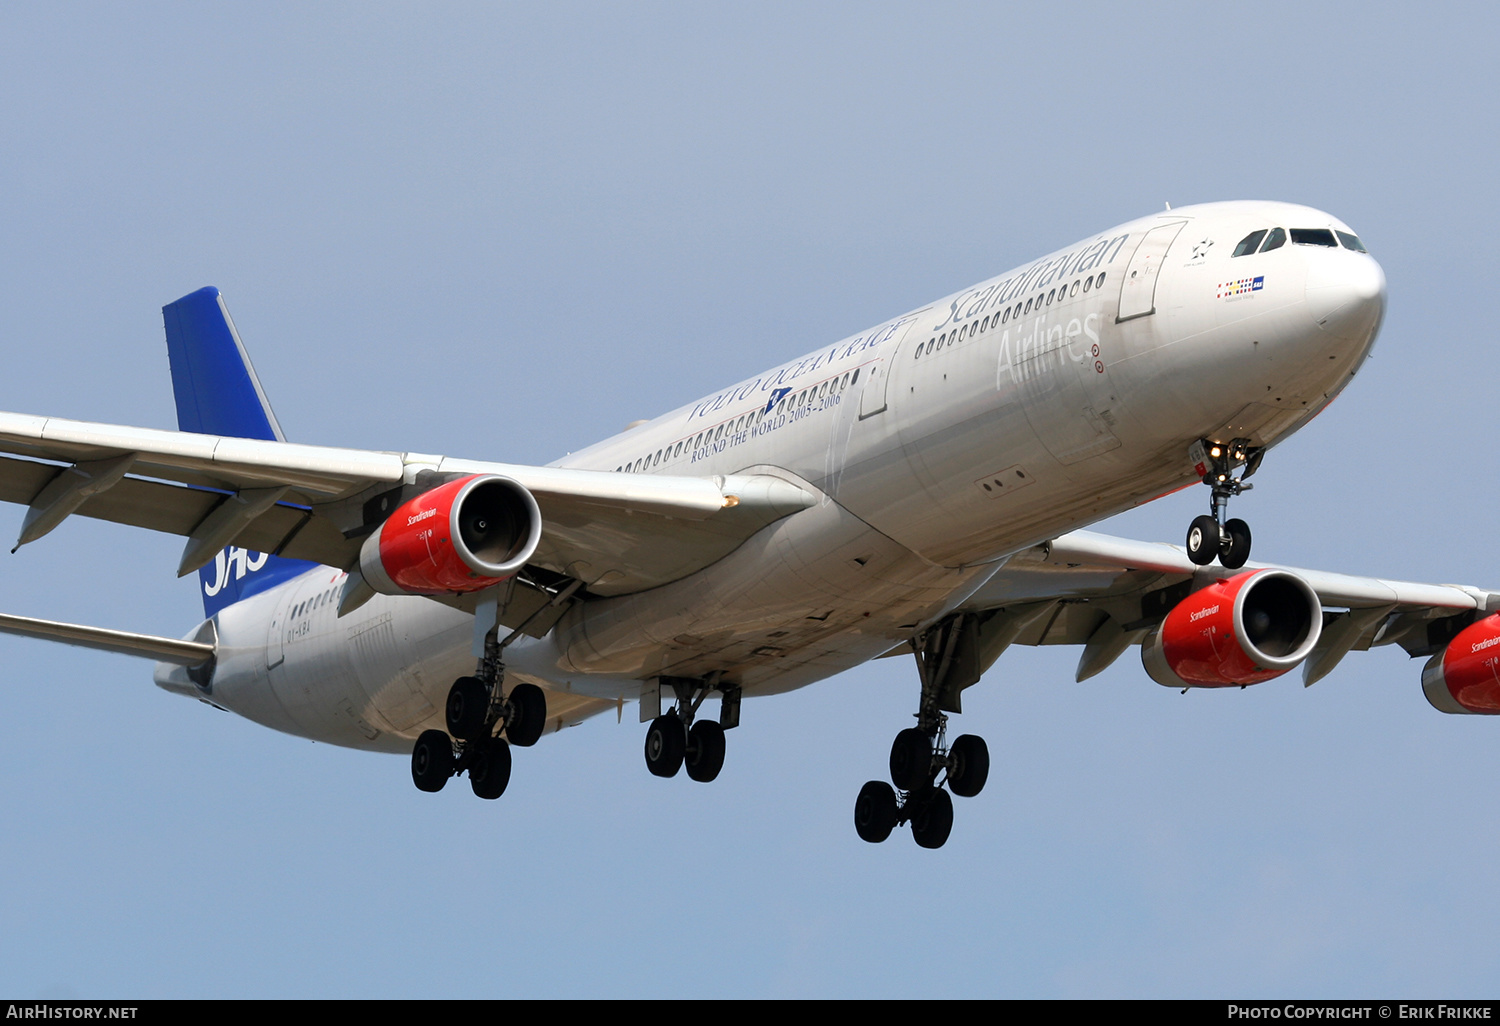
[408,578,582,799]
[1185,437,1262,570]
[642,675,738,783]
[855,626,991,849]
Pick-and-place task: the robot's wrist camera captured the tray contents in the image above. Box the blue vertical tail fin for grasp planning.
[162,287,315,616]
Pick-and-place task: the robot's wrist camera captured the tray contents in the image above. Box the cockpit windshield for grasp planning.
[1232,230,1267,257]
[1232,226,1365,256]
[1290,228,1338,247]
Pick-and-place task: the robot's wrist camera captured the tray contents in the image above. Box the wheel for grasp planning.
[469,738,512,800]
[684,720,726,782]
[505,682,547,747]
[445,676,490,740]
[644,713,685,777]
[411,729,454,793]
[1186,514,1221,566]
[947,734,990,798]
[854,781,899,843]
[1220,518,1252,569]
[910,787,954,849]
[889,727,933,791]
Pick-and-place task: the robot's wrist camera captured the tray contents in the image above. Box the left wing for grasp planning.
[0,411,816,602]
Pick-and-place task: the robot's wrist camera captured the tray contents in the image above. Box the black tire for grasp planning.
[910,787,954,849]
[469,738,512,800]
[947,734,990,798]
[684,720,726,783]
[644,713,685,778]
[505,683,547,747]
[889,727,933,791]
[445,676,490,740]
[1220,518,1252,570]
[854,780,898,843]
[1186,514,1221,566]
[411,729,454,793]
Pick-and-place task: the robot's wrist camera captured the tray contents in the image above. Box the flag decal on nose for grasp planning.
[1217,276,1264,300]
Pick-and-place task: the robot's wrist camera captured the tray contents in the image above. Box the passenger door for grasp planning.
[1117,222,1186,321]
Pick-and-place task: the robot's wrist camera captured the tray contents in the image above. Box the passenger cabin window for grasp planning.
[1336,231,1367,253]
[1233,230,1268,256]
[1290,228,1338,247]
[1259,227,1286,252]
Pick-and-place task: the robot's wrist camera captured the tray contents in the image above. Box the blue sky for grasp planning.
[0,2,1496,997]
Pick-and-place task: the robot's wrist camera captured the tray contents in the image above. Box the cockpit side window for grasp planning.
[1259,227,1286,252]
[1232,230,1268,257]
[1336,231,1367,253]
[1290,228,1338,247]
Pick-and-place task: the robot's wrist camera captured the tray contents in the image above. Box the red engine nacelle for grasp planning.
[1422,614,1500,714]
[358,474,542,596]
[1142,568,1323,688]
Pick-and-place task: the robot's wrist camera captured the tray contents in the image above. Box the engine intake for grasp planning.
[359,474,541,596]
[1142,568,1323,688]
[1421,614,1500,714]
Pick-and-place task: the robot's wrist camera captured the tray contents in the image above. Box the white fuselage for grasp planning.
[163,201,1386,753]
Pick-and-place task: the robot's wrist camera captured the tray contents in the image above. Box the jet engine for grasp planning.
[358,474,542,596]
[1421,614,1500,714]
[1142,568,1323,688]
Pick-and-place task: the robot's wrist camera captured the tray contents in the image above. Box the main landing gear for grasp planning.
[642,675,740,783]
[855,629,991,849]
[409,605,551,800]
[1185,437,1263,570]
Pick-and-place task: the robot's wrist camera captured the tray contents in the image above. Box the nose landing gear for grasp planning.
[1185,437,1262,570]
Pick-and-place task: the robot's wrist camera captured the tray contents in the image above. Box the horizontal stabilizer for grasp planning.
[0,612,214,666]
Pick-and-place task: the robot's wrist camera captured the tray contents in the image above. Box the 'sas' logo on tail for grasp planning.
[204,546,270,597]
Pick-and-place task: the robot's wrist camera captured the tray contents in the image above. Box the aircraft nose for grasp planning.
[1305,252,1386,341]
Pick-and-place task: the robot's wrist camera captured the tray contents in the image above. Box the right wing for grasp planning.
[943,528,1498,691]
[0,411,816,602]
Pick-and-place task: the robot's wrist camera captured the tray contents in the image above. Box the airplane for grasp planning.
[0,199,1487,851]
